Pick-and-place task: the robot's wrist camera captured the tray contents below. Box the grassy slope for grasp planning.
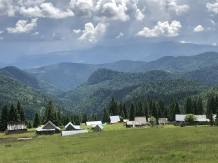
[1,125,218,163]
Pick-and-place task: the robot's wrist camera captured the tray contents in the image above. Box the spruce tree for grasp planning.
[193,99,198,115]
[102,107,109,123]
[44,101,55,123]
[0,105,9,131]
[197,96,204,115]
[74,114,81,125]
[168,98,175,121]
[123,103,128,119]
[33,112,41,128]
[27,121,32,128]
[82,113,88,123]
[17,101,25,122]
[129,102,135,121]
[185,97,193,114]
[174,99,180,114]
[8,104,19,122]
[215,109,218,126]
[143,98,149,121]
[158,100,166,118]
[135,100,144,116]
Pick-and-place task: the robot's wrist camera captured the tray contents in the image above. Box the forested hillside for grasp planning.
[0,66,64,96]
[0,74,70,119]
[26,52,218,91]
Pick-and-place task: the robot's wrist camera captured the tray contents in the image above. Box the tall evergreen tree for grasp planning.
[193,99,198,115]
[185,97,193,114]
[17,101,25,122]
[123,102,128,119]
[0,105,9,131]
[174,99,180,114]
[33,112,41,128]
[135,100,144,116]
[82,113,88,123]
[129,102,135,121]
[118,100,123,116]
[91,114,97,121]
[158,100,166,118]
[74,114,81,125]
[197,96,204,115]
[151,101,157,119]
[102,107,109,123]
[8,104,19,122]
[168,97,175,121]
[44,101,55,123]
[143,98,149,121]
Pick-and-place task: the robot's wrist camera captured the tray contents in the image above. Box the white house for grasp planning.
[86,121,102,126]
[65,122,80,131]
[110,116,120,124]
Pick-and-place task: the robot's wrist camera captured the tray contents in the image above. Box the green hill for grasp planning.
[0,74,69,119]
[0,66,64,96]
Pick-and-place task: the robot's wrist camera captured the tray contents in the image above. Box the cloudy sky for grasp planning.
[0,0,218,62]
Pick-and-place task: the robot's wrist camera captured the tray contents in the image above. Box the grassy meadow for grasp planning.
[1,124,218,163]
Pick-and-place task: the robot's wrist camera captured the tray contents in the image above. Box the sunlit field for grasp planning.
[0,124,218,163]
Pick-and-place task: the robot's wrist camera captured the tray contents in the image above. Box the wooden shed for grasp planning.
[110,116,120,124]
[65,122,80,131]
[36,120,60,135]
[158,118,168,125]
[6,121,27,134]
[93,124,103,132]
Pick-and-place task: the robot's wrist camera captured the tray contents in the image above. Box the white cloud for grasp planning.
[135,20,182,37]
[0,30,3,40]
[212,43,217,46]
[73,29,81,34]
[0,0,14,16]
[78,22,107,43]
[31,31,39,35]
[70,0,144,22]
[166,0,189,15]
[7,18,38,34]
[19,2,74,19]
[18,0,45,6]
[206,0,218,14]
[193,25,204,32]
[116,32,124,39]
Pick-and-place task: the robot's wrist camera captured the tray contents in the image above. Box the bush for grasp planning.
[149,116,156,127]
[184,114,196,125]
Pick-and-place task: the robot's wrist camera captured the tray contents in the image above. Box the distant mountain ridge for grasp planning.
[4,41,218,69]
[26,51,218,91]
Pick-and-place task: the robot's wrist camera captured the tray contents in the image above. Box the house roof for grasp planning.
[65,122,81,130]
[43,120,60,130]
[110,116,120,123]
[95,124,103,130]
[86,121,102,126]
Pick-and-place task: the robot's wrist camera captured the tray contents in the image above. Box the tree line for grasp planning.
[102,96,206,123]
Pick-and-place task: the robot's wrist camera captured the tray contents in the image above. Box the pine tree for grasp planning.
[215,109,218,126]
[8,104,19,122]
[17,101,25,122]
[151,101,157,119]
[108,97,118,115]
[174,99,180,114]
[74,114,81,125]
[57,108,62,126]
[197,96,204,115]
[143,98,149,121]
[27,121,32,128]
[102,107,109,123]
[0,105,9,131]
[168,97,175,121]
[123,103,128,119]
[91,114,97,121]
[185,97,193,114]
[118,100,123,116]
[209,111,214,126]
[82,113,88,123]
[44,101,55,123]
[135,100,144,116]
[193,99,198,115]
[33,112,41,128]
[158,100,166,118]
[129,102,135,121]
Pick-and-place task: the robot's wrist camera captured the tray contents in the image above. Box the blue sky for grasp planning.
[0,0,217,62]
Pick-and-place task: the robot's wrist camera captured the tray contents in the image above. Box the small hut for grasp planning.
[93,124,103,132]
[65,122,80,131]
[6,121,27,134]
[158,118,168,125]
[135,117,147,126]
[36,121,60,135]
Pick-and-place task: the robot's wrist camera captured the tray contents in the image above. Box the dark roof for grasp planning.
[43,120,59,129]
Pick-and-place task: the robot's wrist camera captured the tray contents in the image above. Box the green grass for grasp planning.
[1,124,218,163]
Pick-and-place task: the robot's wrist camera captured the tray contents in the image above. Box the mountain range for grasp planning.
[3,41,218,69]
[1,49,218,119]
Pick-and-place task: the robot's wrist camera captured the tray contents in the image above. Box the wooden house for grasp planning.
[110,116,120,124]
[65,122,80,131]
[126,121,141,128]
[36,120,60,135]
[6,121,27,134]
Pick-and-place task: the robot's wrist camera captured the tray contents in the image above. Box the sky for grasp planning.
[0,0,218,62]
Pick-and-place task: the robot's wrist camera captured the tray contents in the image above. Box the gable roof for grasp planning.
[43,120,60,130]
[65,122,80,130]
[110,116,120,123]
[95,124,103,130]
